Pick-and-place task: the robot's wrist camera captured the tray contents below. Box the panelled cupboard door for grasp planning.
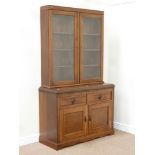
[49,10,79,86]
[88,102,112,134]
[80,13,103,83]
[59,105,87,142]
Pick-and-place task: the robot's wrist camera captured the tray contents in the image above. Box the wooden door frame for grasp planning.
[48,10,79,86]
[79,13,104,84]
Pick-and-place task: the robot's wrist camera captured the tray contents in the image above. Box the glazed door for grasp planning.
[80,13,103,83]
[50,10,79,86]
[88,102,112,134]
[59,105,87,142]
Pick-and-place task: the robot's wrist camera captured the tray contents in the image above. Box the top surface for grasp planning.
[41,5,104,14]
[39,83,114,93]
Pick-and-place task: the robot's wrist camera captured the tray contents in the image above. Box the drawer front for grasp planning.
[58,92,86,106]
[87,88,113,103]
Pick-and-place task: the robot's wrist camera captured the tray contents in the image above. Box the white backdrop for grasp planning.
[105,4,136,133]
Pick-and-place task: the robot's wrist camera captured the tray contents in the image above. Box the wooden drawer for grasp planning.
[58,92,86,106]
[87,88,113,103]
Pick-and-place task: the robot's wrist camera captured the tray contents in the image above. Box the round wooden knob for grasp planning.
[98,95,102,100]
[70,98,76,104]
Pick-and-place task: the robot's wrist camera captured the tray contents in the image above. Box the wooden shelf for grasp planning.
[54,49,73,51]
[53,32,73,35]
[84,33,100,36]
[84,49,100,51]
[55,65,73,68]
[83,64,100,67]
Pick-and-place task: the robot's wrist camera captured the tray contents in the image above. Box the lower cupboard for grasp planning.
[39,83,114,150]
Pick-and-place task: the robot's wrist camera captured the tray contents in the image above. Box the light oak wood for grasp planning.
[87,88,113,103]
[41,5,104,15]
[39,5,114,150]
[58,92,86,107]
[88,102,112,134]
[41,5,104,88]
[59,105,87,142]
[39,83,114,150]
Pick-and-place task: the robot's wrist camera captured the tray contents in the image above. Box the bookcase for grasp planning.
[39,5,114,150]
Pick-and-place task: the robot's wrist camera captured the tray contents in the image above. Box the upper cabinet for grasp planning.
[41,6,104,88]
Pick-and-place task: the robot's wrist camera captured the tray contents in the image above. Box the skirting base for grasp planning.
[39,130,114,150]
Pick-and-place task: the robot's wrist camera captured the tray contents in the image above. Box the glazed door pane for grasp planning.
[52,14,75,83]
[80,15,102,81]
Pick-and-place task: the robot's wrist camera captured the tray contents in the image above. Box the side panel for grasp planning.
[41,9,50,87]
[39,90,58,142]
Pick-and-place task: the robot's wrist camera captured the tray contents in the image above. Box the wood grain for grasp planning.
[41,6,104,88]
[39,5,114,150]
[39,83,114,150]
[41,9,50,87]
[39,90,58,143]
[41,5,104,15]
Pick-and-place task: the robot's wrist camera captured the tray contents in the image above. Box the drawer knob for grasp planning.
[70,98,76,104]
[98,95,102,100]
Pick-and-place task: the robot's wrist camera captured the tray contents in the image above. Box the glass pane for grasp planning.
[83,17,101,79]
[83,17,100,34]
[53,50,74,66]
[53,66,74,81]
[52,14,74,82]
[53,34,74,49]
[53,14,74,33]
[84,66,100,79]
[84,35,100,49]
[84,50,100,65]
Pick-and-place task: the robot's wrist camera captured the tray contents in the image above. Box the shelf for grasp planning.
[54,49,73,51]
[55,65,73,68]
[83,64,100,67]
[84,33,100,36]
[84,49,100,51]
[53,32,73,35]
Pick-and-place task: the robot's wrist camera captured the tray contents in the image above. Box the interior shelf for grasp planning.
[55,65,73,68]
[83,64,100,67]
[54,49,73,51]
[84,49,100,51]
[84,33,100,36]
[53,32,73,35]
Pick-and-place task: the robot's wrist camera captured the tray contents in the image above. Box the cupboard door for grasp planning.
[50,11,79,86]
[80,13,103,83]
[59,105,87,142]
[88,102,112,134]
